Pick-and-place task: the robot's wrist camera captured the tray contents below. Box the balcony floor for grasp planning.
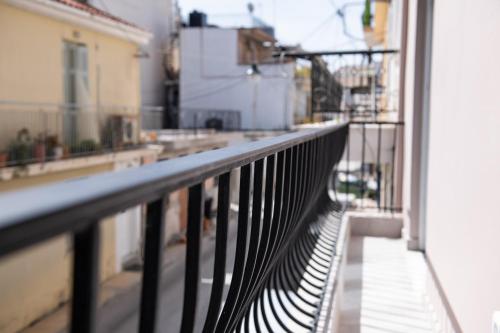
[339,236,435,333]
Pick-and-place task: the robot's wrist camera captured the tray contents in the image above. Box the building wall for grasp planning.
[374,0,389,44]
[0,4,146,330]
[90,0,174,106]
[180,28,295,130]
[0,2,141,106]
[0,163,116,333]
[383,0,402,112]
[402,0,423,248]
[423,0,500,332]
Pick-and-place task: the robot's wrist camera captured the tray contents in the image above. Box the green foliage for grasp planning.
[8,141,33,164]
[70,139,101,154]
[337,180,376,199]
[8,128,33,165]
[362,0,372,27]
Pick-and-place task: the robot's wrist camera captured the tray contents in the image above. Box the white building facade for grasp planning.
[180,27,296,130]
[395,0,500,332]
[90,0,177,107]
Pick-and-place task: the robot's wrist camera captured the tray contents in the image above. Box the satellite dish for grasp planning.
[247,2,255,14]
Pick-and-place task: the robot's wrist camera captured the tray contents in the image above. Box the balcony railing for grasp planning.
[0,102,144,167]
[281,50,403,212]
[0,122,348,332]
[336,120,403,212]
[279,49,400,121]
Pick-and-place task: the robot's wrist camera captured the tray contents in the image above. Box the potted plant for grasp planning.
[362,0,380,48]
[0,151,7,168]
[34,134,46,163]
[362,0,372,31]
[63,144,71,158]
[8,128,33,165]
[79,139,101,154]
[70,139,101,156]
[46,135,63,160]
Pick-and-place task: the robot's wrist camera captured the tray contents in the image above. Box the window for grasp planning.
[63,41,89,144]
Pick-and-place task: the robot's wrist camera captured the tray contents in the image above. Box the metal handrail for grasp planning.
[0,121,348,333]
[274,48,399,59]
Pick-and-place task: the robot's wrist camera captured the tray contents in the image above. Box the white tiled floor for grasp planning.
[339,236,435,333]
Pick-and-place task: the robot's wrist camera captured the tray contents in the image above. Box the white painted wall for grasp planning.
[402,0,425,249]
[180,28,295,130]
[422,0,500,332]
[90,0,174,106]
[114,158,142,272]
[342,124,397,164]
[384,0,402,112]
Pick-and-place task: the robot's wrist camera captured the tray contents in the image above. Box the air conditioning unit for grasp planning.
[107,115,138,148]
[121,116,137,145]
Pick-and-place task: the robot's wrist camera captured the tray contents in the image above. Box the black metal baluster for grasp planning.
[261,151,284,269]
[300,142,310,224]
[71,222,100,333]
[203,172,231,332]
[250,154,275,298]
[180,183,204,333]
[273,149,292,253]
[302,142,312,214]
[216,165,251,333]
[283,146,299,240]
[232,154,276,331]
[308,139,318,205]
[139,198,167,333]
[296,142,308,229]
[298,143,308,221]
[227,160,264,331]
[346,126,351,205]
[311,139,319,195]
[376,123,382,210]
[251,288,263,333]
[267,270,293,332]
[360,122,366,209]
[269,146,296,267]
[289,145,303,232]
[390,124,398,212]
[306,140,315,213]
[384,164,389,211]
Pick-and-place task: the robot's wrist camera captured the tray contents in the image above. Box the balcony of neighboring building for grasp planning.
[0,101,154,169]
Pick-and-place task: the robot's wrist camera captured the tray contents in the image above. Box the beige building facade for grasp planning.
[0,1,154,331]
[0,0,151,156]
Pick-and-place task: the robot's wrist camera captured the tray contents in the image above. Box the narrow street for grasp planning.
[97,220,238,333]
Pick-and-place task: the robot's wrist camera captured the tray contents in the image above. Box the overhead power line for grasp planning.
[182,79,247,103]
[298,12,337,45]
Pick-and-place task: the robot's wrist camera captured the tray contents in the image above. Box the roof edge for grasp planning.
[4,0,152,45]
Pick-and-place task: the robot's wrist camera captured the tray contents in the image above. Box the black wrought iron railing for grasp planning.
[336,120,403,212]
[278,49,400,121]
[0,122,348,333]
[279,49,403,212]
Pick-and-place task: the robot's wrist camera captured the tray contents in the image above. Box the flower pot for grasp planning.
[53,146,64,160]
[63,146,71,158]
[0,152,7,168]
[34,143,46,163]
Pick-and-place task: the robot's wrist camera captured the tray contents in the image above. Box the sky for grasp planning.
[177,0,367,51]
